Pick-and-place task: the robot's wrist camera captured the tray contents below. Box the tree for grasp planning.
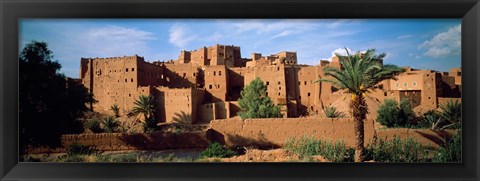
[19,41,93,154]
[131,95,157,132]
[376,99,415,127]
[438,99,462,130]
[317,49,403,162]
[238,77,282,119]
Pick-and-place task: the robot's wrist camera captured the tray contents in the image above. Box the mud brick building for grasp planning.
[80,44,461,124]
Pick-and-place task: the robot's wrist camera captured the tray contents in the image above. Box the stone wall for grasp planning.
[208,118,376,148]
[438,97,462,106]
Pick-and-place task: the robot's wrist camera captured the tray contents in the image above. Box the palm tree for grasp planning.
[132,95,156,122]
[316,48,403,162]
[110,104,120,118]
[438,99,462,130]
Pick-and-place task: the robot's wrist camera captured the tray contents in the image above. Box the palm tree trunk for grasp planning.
[350,94,367,162]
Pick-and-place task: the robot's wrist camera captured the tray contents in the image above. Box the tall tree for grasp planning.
[238,77,282,119]
[19,41,92,153]
[317,49,403,162]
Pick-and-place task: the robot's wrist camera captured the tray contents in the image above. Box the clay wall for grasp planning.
[198,101,231,123]
[137,61,165,87]
[204,65,228,102]
[164,64,199,88]
[81,55,146,113]
[449,68,462,85]
[209,118,376,148]
[296,66,323,116]
[227,68,246,101]
[438,97,462,106]
[154,87,205,124]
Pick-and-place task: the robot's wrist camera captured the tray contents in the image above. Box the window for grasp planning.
[308,92,311,97]
[403,82,408,87]
[395,83,399,88]
[277,67,280,71]
[193,73,196,76]
[304,81,307,85]
[412,81,417,87]
[131,78,133,82]
[132,68,134,71]
[384,92,387,96]
[214,71,216,76]
[278,92,280,96]
[279,87,281,90]
[266,92,268,96]
[126,68,128,72]
[278,81,281,85]
[125,79,127,82]
[209,85,212,89]
[266,81,269,85]
[219,71,222,76]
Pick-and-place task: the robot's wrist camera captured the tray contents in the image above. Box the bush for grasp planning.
[110,104,120,118]
[438,99,462,130]
[324,106,345,118]
[284,136,354,162]
[376,99,415,128]
[66,143,97,156]
[433,130,461,162]
[101,116,119,133]
[86,118,103,133]
[365,137,428,162]
[200,142,236,158]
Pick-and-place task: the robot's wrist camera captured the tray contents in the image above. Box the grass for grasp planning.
[284,136,354,162]
[365,136,430,162]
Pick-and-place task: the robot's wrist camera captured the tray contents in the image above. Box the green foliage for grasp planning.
[86,118,103,133]
[110,104,120,118]
[238,77,282,119]
[132,95,158,132]
[101,116,119,133]
[66,143,97,156]
[365,137,428,162]
[200,142,236,158]
[317,49,403,96]
[324,106,345,118]
[438,99,462,130]
[19,41,93,152]
[376,99,416,127]
[284,136,354,162]
[418,110,442,129]
[433,130,461,162]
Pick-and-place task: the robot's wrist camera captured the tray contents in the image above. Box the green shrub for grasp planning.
[200,142,236,158]
[284,136,354,162]
[376,99,415,128]
[66,143,97,156]
[86,118,103,133]
[438,99,462,130]
[433,130,461,162]
[365,137,427,162]
[110,104,120,118]
[324,106,345,118]
[143,117,158,133]
[101,116,119,133]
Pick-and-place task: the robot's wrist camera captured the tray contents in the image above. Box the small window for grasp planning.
[403,82,408,87]
[266,92,268,96]
[304,81,307,85]
[279,87,281,90]
[193,73,196,76]
[308,92,311,97]
[395,83,399,88]
[298,81,301,85]
[126,68,128,72]
[219,71,222,76]
[278,92,280,96]
[125,79,127,82]
[131,78,133,82]
[266,81,269,85]
[384,92,387,96]
[412,81,417,87]
[214,71,216,76]
[278,81,281,85]
[209,85,212,89]
[132,68,135,71]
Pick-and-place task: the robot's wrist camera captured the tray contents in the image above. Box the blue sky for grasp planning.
[20,19,461,78]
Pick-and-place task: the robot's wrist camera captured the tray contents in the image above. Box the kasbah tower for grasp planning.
[80,44,462,124]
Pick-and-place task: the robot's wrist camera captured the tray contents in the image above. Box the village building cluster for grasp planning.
[80,44,462,124]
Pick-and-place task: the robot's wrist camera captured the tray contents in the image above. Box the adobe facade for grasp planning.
[80,44,462,124]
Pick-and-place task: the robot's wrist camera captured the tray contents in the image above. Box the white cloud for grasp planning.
[397,34,413,39]
[419,24,461,58]
[76,25,156,58]
[201,32,223,42]
[232,20,319,38]
[168,24,197,48]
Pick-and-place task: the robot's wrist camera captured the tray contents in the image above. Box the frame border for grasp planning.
[1,0,479,180]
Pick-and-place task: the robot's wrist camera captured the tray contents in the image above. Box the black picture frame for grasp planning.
[1,0,479,180]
